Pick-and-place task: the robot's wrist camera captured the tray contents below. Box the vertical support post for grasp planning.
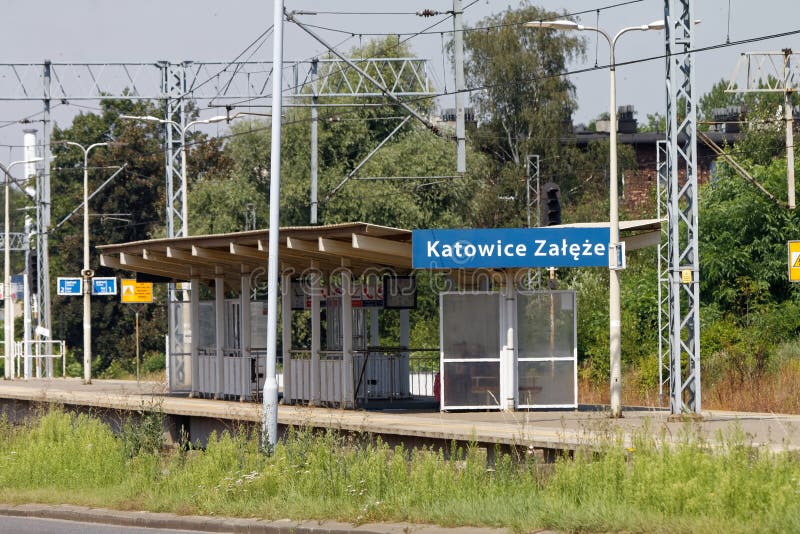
[399,307,410,399]
[526,155,541,288]
[4,169,11,379]
[214,271,225,399]
[370,308,379,347]
[190,275,200,397]
[23,272,31,379]
[23,211,31,379]
[502,272,516,410]
[135,310,140,383]
[281,270,292,402]
[241,269,252,401]
[310,263,321,405]
[785,49,795,210]
[262,0,284,450]
[40,60,52,377]
[341,266,354,407]
[82,151,91,385]
[310,59,319,224]
[453,0,466,173]
[665,0,701,414]
[656,140,670,406]
[608,50,622,418]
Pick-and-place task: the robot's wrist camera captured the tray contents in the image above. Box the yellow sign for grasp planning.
[789,241,800,282]
[681,269,693,284]
[121,279,153,303]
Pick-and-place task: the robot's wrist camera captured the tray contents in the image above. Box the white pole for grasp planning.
[82,150,91,384]
[262,0,284,451]
[608,39,622,418]
[23,273,30,379]
[4,168,11,379]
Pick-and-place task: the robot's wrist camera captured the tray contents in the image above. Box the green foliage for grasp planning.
[463,2,584,166]
[2,412,800,532]
[0,410,127,490]
[141,350,166,374]
[119,406,166,458]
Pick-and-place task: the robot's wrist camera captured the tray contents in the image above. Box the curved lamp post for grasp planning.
[58,141,112,384]
[526,18,664,417]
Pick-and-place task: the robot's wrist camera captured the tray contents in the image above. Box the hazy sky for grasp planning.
[0,0,797,163]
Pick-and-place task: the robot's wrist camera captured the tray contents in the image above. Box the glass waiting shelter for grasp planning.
[439,284,577,411]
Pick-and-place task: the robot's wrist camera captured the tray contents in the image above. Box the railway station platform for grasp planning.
[1,378,798,459]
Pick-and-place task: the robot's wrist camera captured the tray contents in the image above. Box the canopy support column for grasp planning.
[310,261,321,406]
[240,269,252,401]
[214,269,225,399]
[190,275,200,397]
[281,270,292,403]
[341,265,354,407]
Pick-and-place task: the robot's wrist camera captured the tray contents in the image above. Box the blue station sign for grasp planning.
[57,277,83,296]
[92,277,118,296]
[412,227,611,269]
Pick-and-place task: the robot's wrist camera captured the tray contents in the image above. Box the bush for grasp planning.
[141,351,165,374]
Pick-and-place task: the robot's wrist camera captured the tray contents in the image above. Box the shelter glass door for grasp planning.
[516,291,577,408]
[440,292,502,410]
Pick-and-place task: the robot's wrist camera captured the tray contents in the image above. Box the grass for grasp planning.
[1,410,800,532]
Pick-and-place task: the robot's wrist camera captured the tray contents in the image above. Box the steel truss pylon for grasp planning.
[160,61,189,239]
[664,0,701,414]
[656,140,670,406]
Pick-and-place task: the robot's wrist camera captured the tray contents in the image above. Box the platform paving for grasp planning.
[1,378,799,453]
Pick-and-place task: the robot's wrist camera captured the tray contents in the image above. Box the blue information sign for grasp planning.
[92,277,118,296]
[412,227,611,269]
[57,277,83,296]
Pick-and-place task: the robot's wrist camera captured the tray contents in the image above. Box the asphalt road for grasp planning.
[0,516,216,534]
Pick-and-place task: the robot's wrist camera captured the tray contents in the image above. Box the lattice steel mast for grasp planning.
[664,0,701,414]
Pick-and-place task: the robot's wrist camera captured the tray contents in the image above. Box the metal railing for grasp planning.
[354,348,439,404]
[285,347,439,407]
[195,346,271,400]
[14,340,66,378]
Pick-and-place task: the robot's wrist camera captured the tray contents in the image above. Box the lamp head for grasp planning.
[525,20,582,31]
[119,114,162,123]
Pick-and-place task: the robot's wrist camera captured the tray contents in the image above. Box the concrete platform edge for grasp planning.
[0,503,512,534]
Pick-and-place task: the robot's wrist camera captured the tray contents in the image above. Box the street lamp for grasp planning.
[0,157,43,379]
[526,18,664,418]
[59,141,112,384]
[118,113,242,237]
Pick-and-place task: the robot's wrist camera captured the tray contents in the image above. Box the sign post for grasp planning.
[120,279,153,383]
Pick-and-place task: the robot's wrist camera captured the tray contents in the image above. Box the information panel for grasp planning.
[790,241,800,282]
[92,277,118,295]
[121,279,153,303]
[57,277,82,296]
[412,227,611,269]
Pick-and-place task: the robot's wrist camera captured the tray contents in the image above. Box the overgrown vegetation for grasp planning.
[1,410,799,532]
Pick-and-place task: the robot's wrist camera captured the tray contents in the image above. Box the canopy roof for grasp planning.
[98,222,413,286]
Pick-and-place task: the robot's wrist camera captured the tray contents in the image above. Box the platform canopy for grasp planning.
[98,222,413,286]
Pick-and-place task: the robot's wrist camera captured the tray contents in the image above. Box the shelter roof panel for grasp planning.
[97,222,412,282]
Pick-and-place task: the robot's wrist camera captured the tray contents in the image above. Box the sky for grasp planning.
[0,0,797,165]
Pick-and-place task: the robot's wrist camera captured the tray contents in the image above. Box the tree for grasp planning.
[462,2,585,167]
[49,99,230,375]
